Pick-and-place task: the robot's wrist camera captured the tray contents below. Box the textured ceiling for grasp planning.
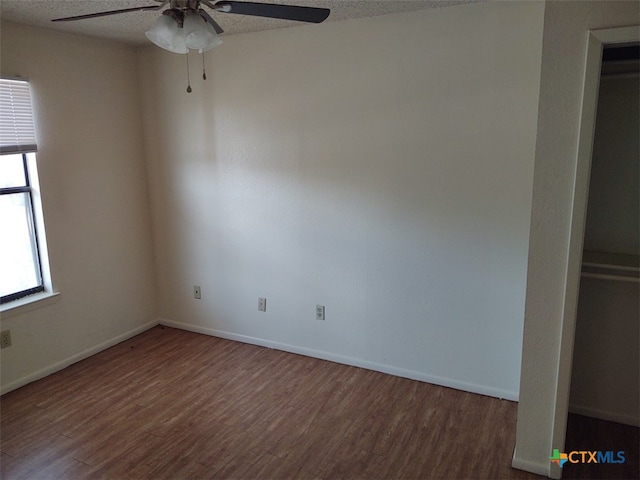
[0,0,481,46]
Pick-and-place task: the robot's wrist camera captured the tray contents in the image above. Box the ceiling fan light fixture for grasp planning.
[145,13,188,54]
[183,11,222,52]
[54,0,332,59]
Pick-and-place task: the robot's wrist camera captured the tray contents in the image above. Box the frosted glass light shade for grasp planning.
[183,13,222,52]
[145,15,188,54]
[198,33,223,52]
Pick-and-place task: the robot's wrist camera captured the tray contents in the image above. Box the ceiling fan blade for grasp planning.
[214,1,330,23]
[52,5,160,22]
[199,9,225,34]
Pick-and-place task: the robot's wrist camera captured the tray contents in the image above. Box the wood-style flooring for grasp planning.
[563,413,639,480]
[2,326,543,479]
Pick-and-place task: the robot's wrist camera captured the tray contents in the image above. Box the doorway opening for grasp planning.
[562,41,639,480]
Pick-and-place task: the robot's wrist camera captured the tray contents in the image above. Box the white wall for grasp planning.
[570,277,639,426]
[139,1,544,400]
[583,74,639,255]
[514,1,640,477]
[0,23,157,392]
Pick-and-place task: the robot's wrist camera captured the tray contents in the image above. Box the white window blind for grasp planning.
[0,78,37,154]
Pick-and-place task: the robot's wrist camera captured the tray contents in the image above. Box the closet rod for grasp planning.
[600,71,639,79]
[582,262,639,273]
[581,272,640,283]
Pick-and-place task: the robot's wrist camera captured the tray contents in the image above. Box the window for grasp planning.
[1,153,44,302]
[0,78,50,305]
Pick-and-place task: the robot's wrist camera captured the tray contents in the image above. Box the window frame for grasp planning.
[0,77,56,312]
[0,152,46,304]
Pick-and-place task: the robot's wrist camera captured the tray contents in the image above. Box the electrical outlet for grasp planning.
[316,305,325,321]
[194,285,201,299]
[1,330,12,349]
[258,297,267,312]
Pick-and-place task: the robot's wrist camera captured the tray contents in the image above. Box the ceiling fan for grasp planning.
[53,1,330,91]
[52,0,330,53]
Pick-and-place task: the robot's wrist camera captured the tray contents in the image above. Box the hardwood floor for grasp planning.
[563,413,639,480]
[0,326,543,479]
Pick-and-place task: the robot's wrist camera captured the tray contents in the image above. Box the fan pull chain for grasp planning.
[202,51,207,80]
[186,52,192,93]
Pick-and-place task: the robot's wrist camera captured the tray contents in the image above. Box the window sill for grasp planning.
[0,291,60,320]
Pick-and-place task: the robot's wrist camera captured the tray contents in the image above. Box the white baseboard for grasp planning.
[512,449,551,478]
[0,319,158,395]
[158,318,519,402]
[569,403,640,427]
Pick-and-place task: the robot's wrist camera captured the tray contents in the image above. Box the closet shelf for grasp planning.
[582,251,640,283]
